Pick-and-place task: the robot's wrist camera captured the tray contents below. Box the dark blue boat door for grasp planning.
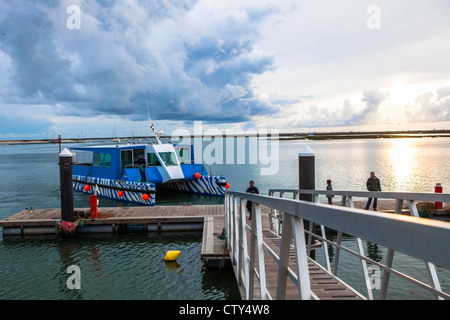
[120,149,133,176]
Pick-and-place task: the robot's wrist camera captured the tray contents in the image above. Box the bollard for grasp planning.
[90,194,98,218]
[299,145,315,258]
[59,148,75,222]
[298,145,315,201]
[435,183,443,209]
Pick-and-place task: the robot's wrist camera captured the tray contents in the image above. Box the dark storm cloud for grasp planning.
[0,1,279,123]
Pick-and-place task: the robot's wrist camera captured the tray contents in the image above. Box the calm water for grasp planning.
[0,137,449,300]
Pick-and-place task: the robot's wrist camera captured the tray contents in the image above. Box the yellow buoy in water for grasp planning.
[164,250,181,261]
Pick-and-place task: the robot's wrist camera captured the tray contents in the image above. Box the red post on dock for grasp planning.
[90,194,98,218]
[435,183,443,209]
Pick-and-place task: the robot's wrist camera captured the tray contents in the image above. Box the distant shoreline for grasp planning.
[1,129,450,145]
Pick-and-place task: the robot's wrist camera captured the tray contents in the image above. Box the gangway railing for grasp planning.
[269,189,450,300]
[224,190,450,300]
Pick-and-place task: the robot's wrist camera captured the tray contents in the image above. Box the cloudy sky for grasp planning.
[1,0,449,139]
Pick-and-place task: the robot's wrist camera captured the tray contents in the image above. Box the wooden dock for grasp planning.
[0,205,224,235]
[0,203,366,300]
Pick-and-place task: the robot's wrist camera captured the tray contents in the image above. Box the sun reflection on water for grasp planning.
[384,139,420,192]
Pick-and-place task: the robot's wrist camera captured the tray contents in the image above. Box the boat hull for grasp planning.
[72,175,226,205]
[73,175,156,206]
[159,175,226,196]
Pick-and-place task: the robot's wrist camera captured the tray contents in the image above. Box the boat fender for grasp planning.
[59,221,76,234]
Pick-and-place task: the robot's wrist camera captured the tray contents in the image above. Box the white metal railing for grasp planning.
[224,190,450,300]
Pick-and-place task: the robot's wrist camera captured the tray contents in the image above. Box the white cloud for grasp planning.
[405,87,450,122]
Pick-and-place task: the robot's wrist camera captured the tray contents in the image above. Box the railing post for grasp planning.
[254,203,267,299]
[291,215,312,300]
[357,237,374,300]
[277,211,293,299]
[395,199,404,214]
[248,202,257,299]
[226,194,232,252]
[380,199,404,299]
[320,224,331,272]
[268,190,275,233]
[240,198,250,300]
[248,202,267,300]
[224,193,229,241]
[346,196,374,299]
[233,196,239,271]
[333,231,342,276]
[379,248,395,300]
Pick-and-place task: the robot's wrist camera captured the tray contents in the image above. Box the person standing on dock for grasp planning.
[246,180,259,219]
[365,171,381,211]
[137,154,146,182]
[326,179,334,205]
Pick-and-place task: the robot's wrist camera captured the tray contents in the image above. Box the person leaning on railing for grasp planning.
[365,171,381,211]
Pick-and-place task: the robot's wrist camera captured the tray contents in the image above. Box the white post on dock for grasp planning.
[59,148,75,222]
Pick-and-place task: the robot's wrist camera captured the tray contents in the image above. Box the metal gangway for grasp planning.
[224,189,450,300]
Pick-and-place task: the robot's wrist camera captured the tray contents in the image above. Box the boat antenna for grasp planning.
[146,99,151,126]
[146,99,163,144]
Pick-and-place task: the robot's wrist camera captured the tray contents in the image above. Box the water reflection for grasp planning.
[385,139,418,191]
[164,260,183,273]
[366,241,383,262]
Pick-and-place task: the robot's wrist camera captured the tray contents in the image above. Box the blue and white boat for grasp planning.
[70,128,228,206]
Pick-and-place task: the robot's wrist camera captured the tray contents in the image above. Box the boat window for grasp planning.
[104,153,112,167]
[133,149,145,163]
[159,152,178,166]
[176,147,190,164]
[93,152,104,167]
[147,153,162,166]
[93,152,112,167]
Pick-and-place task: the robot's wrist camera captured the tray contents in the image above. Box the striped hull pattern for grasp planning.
[159,175,226,196]
[73,175,156,206]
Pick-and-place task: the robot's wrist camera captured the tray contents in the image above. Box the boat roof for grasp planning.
[70,142,188,153]
[71,144,149,152]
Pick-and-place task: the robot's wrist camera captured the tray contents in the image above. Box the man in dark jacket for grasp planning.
[365,171,381,210]
[246,180,259,219]
[137,154,146,182]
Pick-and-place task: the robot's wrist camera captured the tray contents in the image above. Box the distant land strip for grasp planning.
[1,129,450,145]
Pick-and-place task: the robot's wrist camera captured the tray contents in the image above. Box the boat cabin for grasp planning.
[72,143,204,184]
